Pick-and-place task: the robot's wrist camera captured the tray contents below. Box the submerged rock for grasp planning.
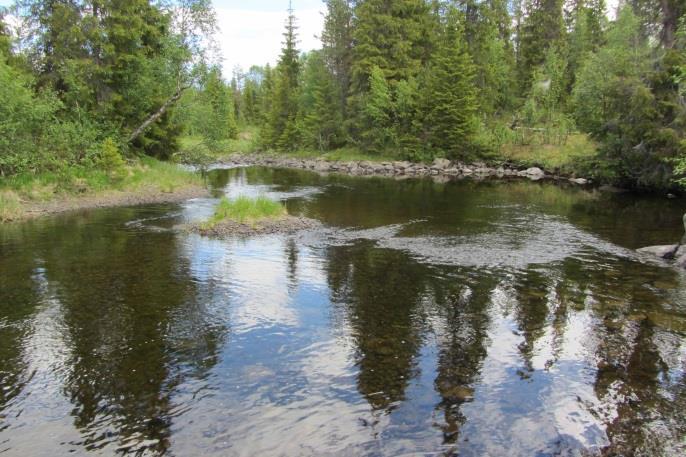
[637,214,686,269]
[637,244,679,260]
[188,216,321,238]
[569,177,588,185]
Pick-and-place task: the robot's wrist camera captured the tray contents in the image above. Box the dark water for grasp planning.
[1,167,685,456]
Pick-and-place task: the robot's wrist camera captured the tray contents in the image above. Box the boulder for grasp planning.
[569,178,588,185]
[393,161,411,171]
[524,167,545,177]
[432,158,451,169]
[314,161,330,172]
[637,244,679,260]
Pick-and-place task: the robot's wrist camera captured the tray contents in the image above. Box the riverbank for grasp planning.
[0,157,208,222]
[218,152,591,184]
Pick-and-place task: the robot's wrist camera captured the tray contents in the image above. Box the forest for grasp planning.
[1,0,686,191]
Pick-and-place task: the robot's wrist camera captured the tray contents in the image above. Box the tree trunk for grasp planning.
[128,86,188,144]
[660,0,678,48]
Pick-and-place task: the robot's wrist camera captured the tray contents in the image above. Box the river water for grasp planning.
[1,166,685,456]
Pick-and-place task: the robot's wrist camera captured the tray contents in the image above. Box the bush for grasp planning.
[97,137,127,180]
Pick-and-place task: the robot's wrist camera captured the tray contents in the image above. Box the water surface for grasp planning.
[1,167,685,456]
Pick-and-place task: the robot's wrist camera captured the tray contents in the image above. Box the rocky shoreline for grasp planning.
[220,154,590,184]
[188,215,321,237]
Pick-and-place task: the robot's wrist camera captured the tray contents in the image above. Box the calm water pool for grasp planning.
[1,167,685,456]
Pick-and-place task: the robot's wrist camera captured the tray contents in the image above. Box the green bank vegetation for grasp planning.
[0,157,203,221]
[215,1,686,190]
[1,0,686,215]
[0,0,219,220]
[203,196,287,228]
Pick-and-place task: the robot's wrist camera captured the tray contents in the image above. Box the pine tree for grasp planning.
[423,8,479,159]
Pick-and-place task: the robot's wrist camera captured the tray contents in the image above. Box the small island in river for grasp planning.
[188,195,320,237]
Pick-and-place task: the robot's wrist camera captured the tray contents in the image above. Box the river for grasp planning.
[1,166,685,456]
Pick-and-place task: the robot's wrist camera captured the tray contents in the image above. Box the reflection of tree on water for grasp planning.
[324,242,428,412]
[519,255,686,456]
[432,274,497,447]
[584,268,686,455]
[512,268,554,376]
[0,231,44,420]
[285,238,299,292]
[3,209,225,454]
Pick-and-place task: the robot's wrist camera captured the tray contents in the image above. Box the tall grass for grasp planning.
[205,195,287,227]
[0,191,23,222]
[0,156,202,200]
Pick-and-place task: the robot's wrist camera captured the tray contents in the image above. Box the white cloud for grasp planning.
[215,6,325,76]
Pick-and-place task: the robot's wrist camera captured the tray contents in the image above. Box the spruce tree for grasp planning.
[202,66,238,145]
[459,0,516,114]
[263,2,301,150]
[361,66,395,153]
[517,0,565,94]
[321,0,354,118]
[299,51,344,151]
[423,8,479,159]
[350,0,433,91]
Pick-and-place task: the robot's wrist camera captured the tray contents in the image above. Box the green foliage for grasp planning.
[0,55,59,176]
[517,0,565,94]
[350,0,433,91]
[97,138,127,180]
[359,66,395,152]
[0,191,23,222]
[262,6,301,150]
[299,51,345,151]
[423,10,479,160]
[205,195,287,227]
[461,0,516,114]
[571,6,686,188]
[321,0,354,119]
[0,52,106,176]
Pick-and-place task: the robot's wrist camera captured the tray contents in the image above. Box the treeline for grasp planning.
[228,1,686,189]
[0,0,227,178]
